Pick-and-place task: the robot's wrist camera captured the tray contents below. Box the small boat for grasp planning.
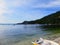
[32,38,59,45]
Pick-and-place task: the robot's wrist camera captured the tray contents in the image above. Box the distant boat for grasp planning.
[32,38,59,45]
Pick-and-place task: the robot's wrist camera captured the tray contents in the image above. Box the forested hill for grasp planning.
[18,11,60,24]
[34,11,60,24]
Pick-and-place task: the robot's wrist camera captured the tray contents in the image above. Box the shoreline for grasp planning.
[45,33,60,44]
[54,37,60,44]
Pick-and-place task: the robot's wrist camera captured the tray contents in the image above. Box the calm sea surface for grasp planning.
[0,24,60,45]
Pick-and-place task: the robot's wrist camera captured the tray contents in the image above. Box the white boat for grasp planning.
[32,38,59,45]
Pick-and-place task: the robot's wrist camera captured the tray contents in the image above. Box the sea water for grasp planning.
[0,24,60,45]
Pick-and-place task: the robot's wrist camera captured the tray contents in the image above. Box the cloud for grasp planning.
[0,0,6,15]
[32,0,60,8]
[0,0,60,23]
[6,0,33,7]
[0,0,14,23]
[0,0,34,23]
[0,0,7,23]
[8,0,60,9]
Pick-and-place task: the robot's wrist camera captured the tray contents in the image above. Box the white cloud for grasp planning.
[12,0,28,7]
[32,0,60,8]
[6,0,36,8]
[0,0,7,23]
[0,0,33,23]
[0,0,6,15]
[0,0,34,16]
[0,0,60,23]
[0,0,14,23]
[8,0,60,8]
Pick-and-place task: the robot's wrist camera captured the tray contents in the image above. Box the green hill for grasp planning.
[34,11,60,24]
[18,11,60,24]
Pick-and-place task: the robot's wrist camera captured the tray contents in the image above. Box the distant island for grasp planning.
[17,11,60,25]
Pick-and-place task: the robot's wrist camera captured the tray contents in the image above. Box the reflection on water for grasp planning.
[41,25,60,34]
[0,24,60,45]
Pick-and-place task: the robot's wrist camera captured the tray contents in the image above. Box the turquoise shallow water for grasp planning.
[0,24,60,45]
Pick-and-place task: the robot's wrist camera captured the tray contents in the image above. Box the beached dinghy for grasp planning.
[32,38,59,45]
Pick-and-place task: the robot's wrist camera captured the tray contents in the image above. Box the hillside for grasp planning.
[34,11,60,24]
[17,11,60,24]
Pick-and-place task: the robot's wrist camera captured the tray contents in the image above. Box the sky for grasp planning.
[0,0,60,23]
